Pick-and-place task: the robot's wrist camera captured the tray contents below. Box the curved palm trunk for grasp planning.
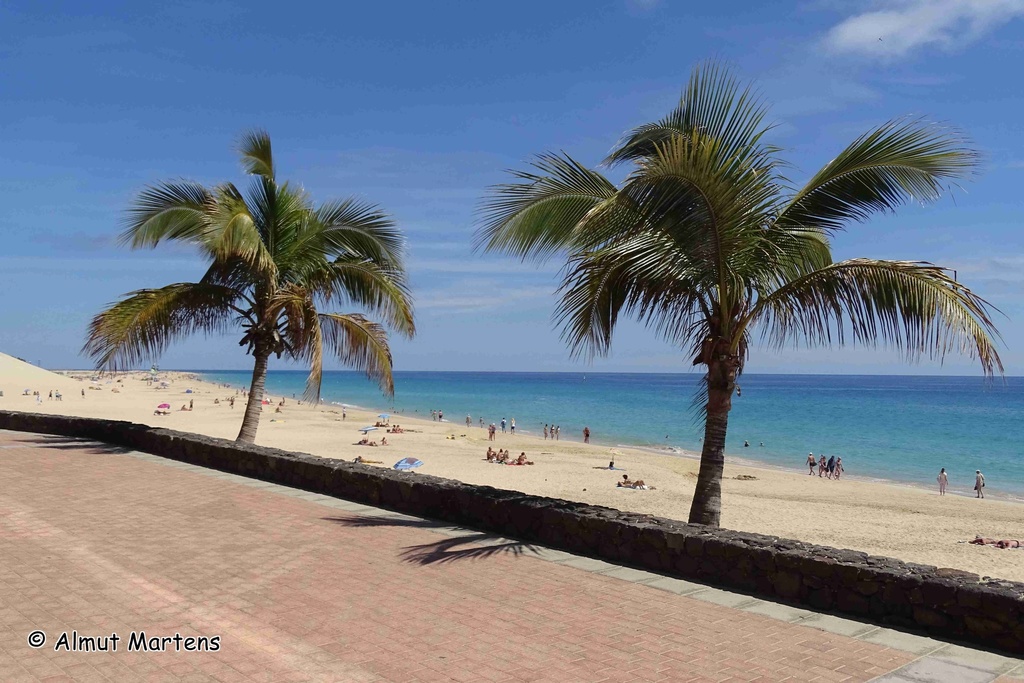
[688,355,739,526]
[236,347,271,443]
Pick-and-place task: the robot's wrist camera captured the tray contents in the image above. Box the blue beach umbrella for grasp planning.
[393,457,423,471]
[359,426,378,434]
[378,413,390,419]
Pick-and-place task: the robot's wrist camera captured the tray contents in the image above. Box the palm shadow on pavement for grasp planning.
[324,514,540,566]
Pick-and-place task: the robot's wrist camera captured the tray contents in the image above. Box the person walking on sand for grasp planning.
[466,415,472,428]
[834,457,844,480]
[818,455,827,478]
[975,470,985,498]
[826,455,835,480]
[807,453,816,475]
[937,468,948,496]
[583,426,590,444]
[501,417,506,433]
[543,424,549,440]
[510,418,515,435]
[555,425,560,440]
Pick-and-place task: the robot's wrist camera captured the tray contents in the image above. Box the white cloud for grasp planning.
[824,0,1024,59]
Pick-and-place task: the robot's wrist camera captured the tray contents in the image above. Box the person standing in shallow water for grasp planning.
[583,426,590,444]
[937,468,948,495]
[975,470,985,498]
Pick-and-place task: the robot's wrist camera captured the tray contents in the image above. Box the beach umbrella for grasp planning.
[378,413,390,419]
[157,403,171,409]
[359,426,378,433]
[393,457,423,471]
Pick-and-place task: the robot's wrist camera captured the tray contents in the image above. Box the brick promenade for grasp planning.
[0,430,1018,682]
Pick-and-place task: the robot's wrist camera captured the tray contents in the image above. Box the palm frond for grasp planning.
[83,283,240,370]
[774,118,979,234]
[239,129,275,180]
[313,198,406,264]
[474,152,618,261]
[747,259,1003,376]
[121,181,214,248]
[556,235,711,360]
[319,313,396,396]
[310,258,415,337]
[606,61,777,168]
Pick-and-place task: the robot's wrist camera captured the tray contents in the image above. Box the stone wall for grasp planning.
[3,409,1023,654]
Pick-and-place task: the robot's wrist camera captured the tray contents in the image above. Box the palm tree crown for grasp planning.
[85,130,415,442]
[476,63,1002,527]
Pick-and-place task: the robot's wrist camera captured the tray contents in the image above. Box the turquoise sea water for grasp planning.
[197,370,1024,497]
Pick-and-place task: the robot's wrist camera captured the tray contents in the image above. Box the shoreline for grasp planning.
[7,362,1023,582]
[196,370,1024,506]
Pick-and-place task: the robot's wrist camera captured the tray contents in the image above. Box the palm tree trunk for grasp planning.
[688,355,739,526]
[236,346,271,443]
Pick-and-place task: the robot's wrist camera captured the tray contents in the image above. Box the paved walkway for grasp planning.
[0,430,1021,683]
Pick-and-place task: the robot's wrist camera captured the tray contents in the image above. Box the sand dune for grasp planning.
[2,363,1022,582]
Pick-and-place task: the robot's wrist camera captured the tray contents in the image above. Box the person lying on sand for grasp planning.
[617,474,654,490]
[509,452,534,466]
[353,455,383,464]
[968,537,1021,549]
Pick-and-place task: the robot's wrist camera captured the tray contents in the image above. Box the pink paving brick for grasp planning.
[0,430,917,682]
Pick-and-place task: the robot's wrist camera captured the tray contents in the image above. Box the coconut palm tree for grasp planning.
[475,63,1002,527]
[84,130,415,443]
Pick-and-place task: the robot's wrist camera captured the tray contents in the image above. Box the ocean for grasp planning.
[197,370,1024,497]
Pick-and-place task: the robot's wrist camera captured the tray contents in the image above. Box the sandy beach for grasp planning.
[2,353,1022,583]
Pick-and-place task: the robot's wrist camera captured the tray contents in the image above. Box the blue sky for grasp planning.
[1,0,1022,375]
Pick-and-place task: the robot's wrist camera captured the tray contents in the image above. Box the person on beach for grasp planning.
[230,396,235,409]
[488,423,496,441]
[937,468,948,495]
[555,425,560,440]
[826,455,835,479]
[189,398,193,411]
[543,424,549,440]
[438,410,443,422]
[818,455,827,478]
[969,537,1020,548]
[975,470,985,498]
[501,418,507,433]
[583,426,590,444]
[834,457,843,480]
[510,418,515,435]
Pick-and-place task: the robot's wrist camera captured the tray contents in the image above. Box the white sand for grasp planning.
[2,354,1022,582]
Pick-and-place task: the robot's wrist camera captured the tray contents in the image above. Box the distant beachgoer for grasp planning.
[583,426,590,444]
[969,536,1020,549]
[501,418,507,433]
[479,417,484,428]
[759,442,764,447]
[342,408,346,420]
[230,396,235,408]
[743,440,749,448]
[488,423,496,441]
[937,468,948,495]
[826,455,835,479]
[975,470,985,498]
[834,457,844,480]
[48,390,52,400]
[439,410,443,422]
[189,398,193,410]
[510,418,515,435]
[818,455,827,478]
[543,424,549,440]
[555,425,560,440]
[466,415,471,427]
[81,389,85,398]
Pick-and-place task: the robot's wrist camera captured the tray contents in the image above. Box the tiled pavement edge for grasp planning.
[0,430,1021,682]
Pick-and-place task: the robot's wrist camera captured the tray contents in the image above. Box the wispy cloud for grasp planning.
[823,0,1024,59]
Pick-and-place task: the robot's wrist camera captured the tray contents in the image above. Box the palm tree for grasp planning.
[84,130,415,443]
[475,63,1002,527]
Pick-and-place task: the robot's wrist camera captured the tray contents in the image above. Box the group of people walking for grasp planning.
[806,453,843,480]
